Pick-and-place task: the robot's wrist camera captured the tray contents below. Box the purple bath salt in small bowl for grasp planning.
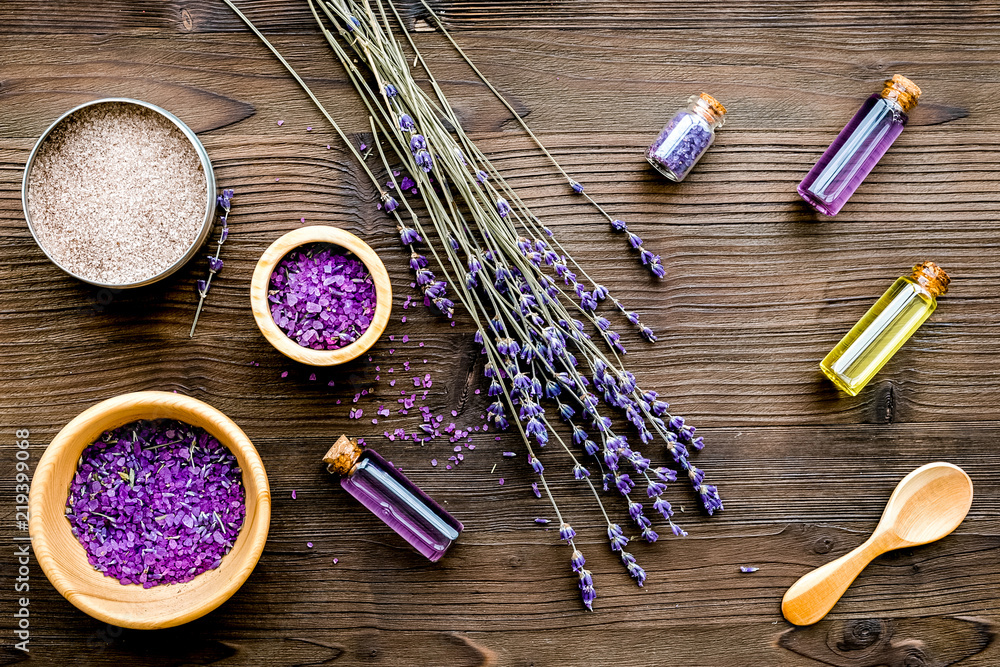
[65,419,245,588]
[645,93,727,182]
[268,243,377,351]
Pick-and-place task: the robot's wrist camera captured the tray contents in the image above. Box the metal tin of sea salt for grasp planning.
[21,97,217,289]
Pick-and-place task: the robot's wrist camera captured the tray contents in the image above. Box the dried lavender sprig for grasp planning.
[414,0,664,278]
[190,188,234,337]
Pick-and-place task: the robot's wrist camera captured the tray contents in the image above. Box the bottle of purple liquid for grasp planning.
[798,75,921,216]
[646,93,726,182]
[323,435,463,561]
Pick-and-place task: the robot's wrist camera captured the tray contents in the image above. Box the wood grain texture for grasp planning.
[2,1,1000,665]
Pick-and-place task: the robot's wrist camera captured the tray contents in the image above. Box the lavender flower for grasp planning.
[608,524,629,552]
[578,568,596,611]
[383,195,399,213]
[384,83,398,97]
[415,150,433,172]
[410,134,426,152]
[496,198,512,218]
[570,181,584,194]
[559,523,576,541]
[621,552,647,587]
[398,113,415,131]
[398,226,422,245]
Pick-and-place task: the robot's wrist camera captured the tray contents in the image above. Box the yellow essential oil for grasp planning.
[820,261,950,396]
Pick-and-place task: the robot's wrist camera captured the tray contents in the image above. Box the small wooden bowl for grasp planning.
[28,391,270,630]
[250,226,392,366]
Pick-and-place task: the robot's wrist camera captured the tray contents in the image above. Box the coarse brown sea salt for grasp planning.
[27,102,207,285]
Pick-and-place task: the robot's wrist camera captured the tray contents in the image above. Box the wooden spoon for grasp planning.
[781,462,973,626]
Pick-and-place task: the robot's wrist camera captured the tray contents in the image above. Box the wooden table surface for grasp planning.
[2,1,999,665]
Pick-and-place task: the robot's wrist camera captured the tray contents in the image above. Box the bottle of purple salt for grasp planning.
[645,93,727,182]
[323,435,463,561]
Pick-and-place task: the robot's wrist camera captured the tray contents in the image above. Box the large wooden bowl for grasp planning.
[28,391,270,629]
[250,225,392,366]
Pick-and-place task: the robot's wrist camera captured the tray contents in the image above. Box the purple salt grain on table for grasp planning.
[268,243,377,350]
[65,419,244,588]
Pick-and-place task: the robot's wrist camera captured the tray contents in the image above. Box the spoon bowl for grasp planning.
[781,462,973,626]
[883,462,973,545]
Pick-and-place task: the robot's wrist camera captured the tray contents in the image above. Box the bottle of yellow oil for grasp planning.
[820,261,950,396]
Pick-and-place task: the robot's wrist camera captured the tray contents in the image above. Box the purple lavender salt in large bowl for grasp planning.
[28,391,270,629]
[250,225,392,366]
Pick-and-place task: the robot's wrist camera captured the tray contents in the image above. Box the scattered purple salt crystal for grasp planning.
[292,490,297,500]
[431,459,438,467]
[281,371,288,378]
[498,478,504,485]
[309,373,316,381]
[277,119,284,126]
[740,565,759,573]
[307,542,314,548]
[333,557,338,563]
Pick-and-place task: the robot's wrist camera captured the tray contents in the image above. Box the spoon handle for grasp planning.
[781,535,890,626]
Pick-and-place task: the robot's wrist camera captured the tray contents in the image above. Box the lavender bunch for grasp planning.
[223,0,723,611]
[190,188,234,337]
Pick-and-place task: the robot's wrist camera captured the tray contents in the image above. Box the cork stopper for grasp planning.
[910,261,950,298]
[880,75,921,113]
[323,435,363,476]
[690,93,727,128]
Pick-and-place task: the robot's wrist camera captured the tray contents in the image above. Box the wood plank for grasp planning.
[2,1,1000,34]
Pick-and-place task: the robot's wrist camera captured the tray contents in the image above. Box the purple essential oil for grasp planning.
[268,243,377,350]
[798,75,921,216]
[646,93,726,182]
[66,419,245,588]
[324,436,463,561]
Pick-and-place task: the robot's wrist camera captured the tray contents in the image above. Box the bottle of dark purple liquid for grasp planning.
[323,435,463,561]
[798,75,921,216]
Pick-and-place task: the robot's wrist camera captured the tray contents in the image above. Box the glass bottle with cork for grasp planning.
[323,435,463,561]
[798,75,921,216]
[820,261,950,396]
[645,93,727,182]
